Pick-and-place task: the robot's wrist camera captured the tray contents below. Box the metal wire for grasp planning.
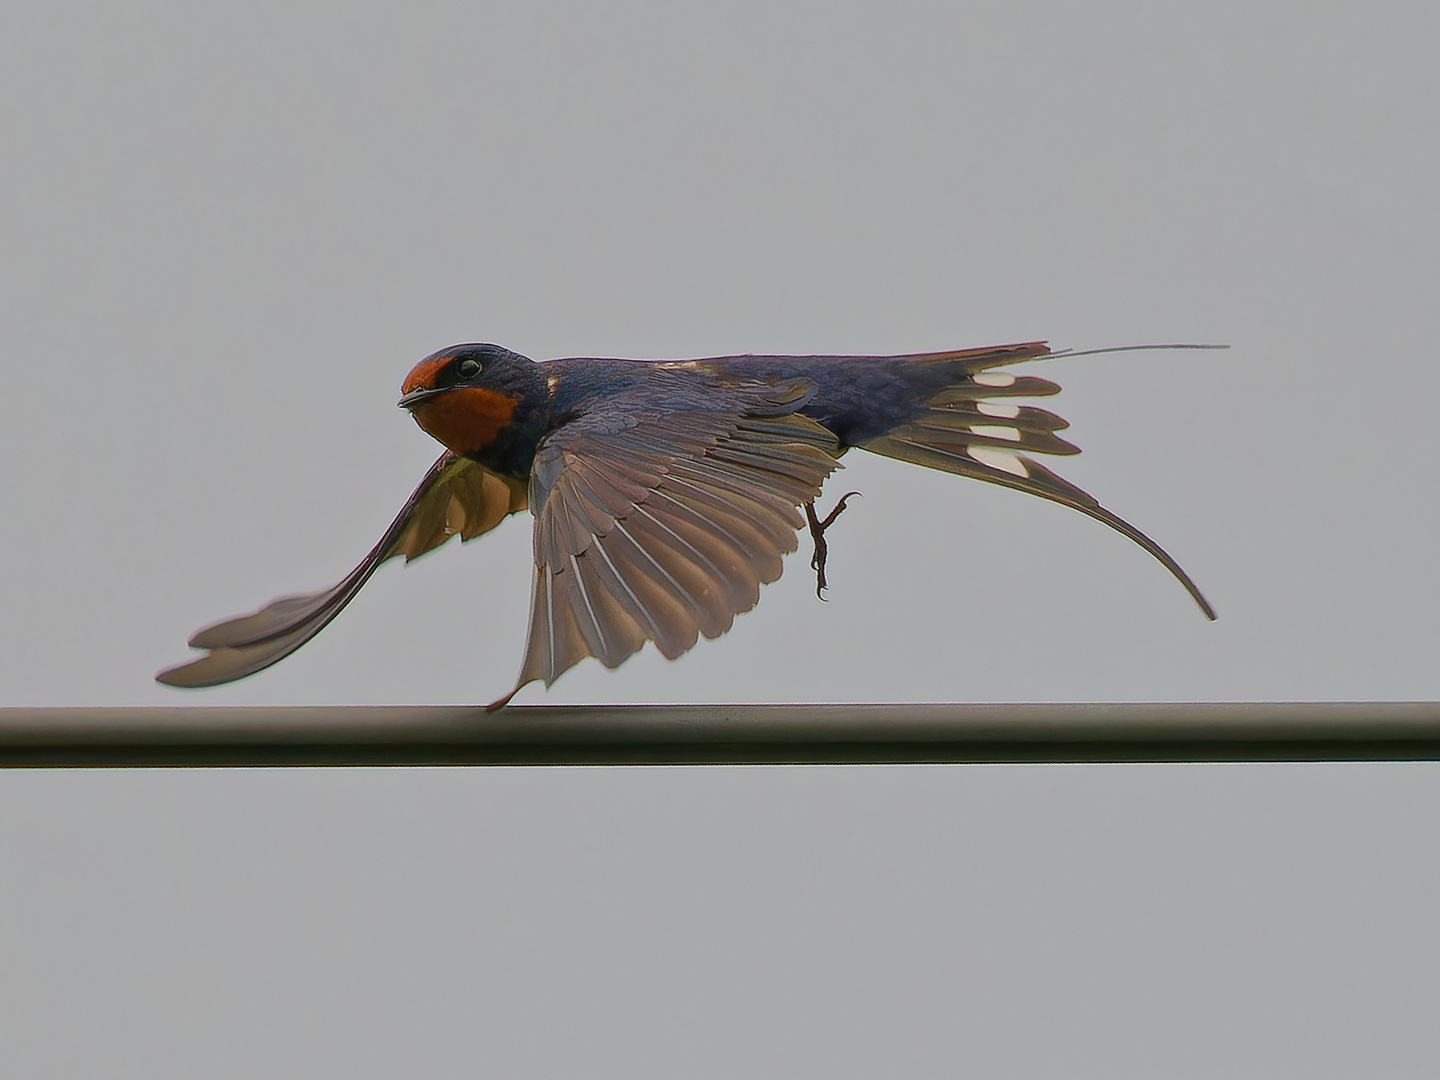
[3,702,1440,768]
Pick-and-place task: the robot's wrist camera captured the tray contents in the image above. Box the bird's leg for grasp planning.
[804,491,861,600]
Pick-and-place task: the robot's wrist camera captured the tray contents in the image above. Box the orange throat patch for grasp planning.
[410,387,519,456]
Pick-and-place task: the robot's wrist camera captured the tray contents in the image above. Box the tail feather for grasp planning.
[862,344,1217,620]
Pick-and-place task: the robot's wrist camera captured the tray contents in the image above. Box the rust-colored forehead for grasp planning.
[401,354,452,395]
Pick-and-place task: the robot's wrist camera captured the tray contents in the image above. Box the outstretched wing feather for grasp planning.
[157,453,527,687]
[513,394,840,694]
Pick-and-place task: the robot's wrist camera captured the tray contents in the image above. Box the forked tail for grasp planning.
[859,342,1219,619]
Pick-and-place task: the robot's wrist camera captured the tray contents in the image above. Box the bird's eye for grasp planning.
[455,357,483,379]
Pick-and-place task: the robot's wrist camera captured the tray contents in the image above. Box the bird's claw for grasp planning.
[805,491,861,600]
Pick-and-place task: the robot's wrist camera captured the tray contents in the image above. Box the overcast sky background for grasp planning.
[3,0,1439,1075]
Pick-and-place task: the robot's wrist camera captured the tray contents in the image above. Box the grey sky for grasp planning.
[2,0,1439,1075]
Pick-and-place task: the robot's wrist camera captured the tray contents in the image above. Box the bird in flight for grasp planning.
[158,341,1217,706]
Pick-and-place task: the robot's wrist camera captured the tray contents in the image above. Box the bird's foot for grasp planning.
[805,491,861,600]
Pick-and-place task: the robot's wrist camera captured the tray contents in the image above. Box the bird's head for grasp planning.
[399,344,542,459]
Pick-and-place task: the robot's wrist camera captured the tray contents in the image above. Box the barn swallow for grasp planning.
[157,341,1218,706]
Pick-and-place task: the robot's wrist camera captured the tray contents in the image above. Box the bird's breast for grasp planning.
[410,388,520,456]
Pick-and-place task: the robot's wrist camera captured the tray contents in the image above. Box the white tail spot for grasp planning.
[977,401,1020,419]
[970,424,1022,442]
[973,371,1016,387]
[968,446,1028,476]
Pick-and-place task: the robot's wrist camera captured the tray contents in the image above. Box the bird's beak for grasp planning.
[398,386,447,410]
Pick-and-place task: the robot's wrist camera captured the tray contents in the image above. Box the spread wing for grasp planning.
[157,452,527,687]
[506,378,842,701]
